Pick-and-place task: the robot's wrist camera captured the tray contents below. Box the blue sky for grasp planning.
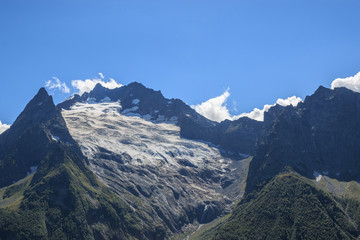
[1,0,360,124]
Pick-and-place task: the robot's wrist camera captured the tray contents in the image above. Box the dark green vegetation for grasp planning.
[0,145,152,240]
[195,173,360,240]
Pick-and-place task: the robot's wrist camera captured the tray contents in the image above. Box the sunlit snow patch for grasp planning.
[0,121,10,135]
[67,95,75,100]
[313,171,322,182]
[51,135,60,142]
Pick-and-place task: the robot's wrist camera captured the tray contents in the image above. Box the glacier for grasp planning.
[61,100,249,231]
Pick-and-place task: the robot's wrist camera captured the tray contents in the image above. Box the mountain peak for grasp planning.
[93,82,105,90]
[27,87,54,110]
[314,85,332,96]
[10,88,56,130]
[33,87,52,104]
[38,87,49,95]
[303,85,332,105]
[128,81,145,88]
[87,83,109,99]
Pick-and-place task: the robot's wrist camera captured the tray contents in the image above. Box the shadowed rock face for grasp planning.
[180,100,293,156]
[180,116,264,155]
[246,86,360,194]
[0,88,78,187]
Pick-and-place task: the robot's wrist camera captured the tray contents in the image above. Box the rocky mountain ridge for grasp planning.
[2,82,360,239]
[246,86,360,194]
[0,83,253,239]
[0,88,77,187]
[58,82,272,155]
[196,86,360,239]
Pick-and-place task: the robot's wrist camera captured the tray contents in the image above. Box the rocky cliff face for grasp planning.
[0,88,78,187]
[246,86,360,194]
[180,116,264,155]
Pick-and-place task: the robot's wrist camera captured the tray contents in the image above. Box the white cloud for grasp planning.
[192,90,302,122]
[236,104,274,122]
[331,72,360,92]
[275,96,302,107]
[0,121,10,134]
[45,77,70,94]
[71,76,123,95]
[191,89,232,122]
[236,96,302,121]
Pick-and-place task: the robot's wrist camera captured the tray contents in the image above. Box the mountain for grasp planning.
[195,86,360,239]
[58,82,215,129]
[58,82,265,155]
[0,83,254,239]
[182,104,289,155]
[58,83,253,233]
[0,88,164,239]
[0,88,73,187]
[246,86,360,194]
[2,82,360,240]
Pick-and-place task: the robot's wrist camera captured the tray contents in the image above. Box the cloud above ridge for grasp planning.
[237,96,302,121]
[71,73,123,95]
[331,72,360,93]
[0,121,10,134]
[191,89,232,122]
[192,90,302,122]
[45,77,70,94]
